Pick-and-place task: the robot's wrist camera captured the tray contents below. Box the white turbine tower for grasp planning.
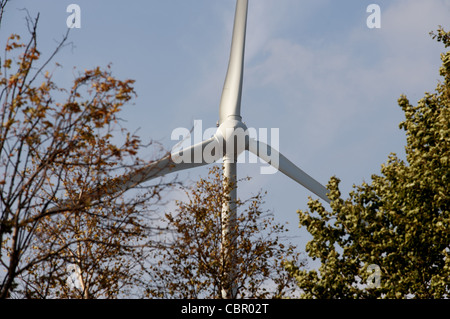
[50,0,330,298]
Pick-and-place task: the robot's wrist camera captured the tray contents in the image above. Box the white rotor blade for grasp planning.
[47,137,220,213]
[247,138,330,203]
[102,136,221,195]
[219,0,248,124]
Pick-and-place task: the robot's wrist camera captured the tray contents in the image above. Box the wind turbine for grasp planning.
[50,0,330,298]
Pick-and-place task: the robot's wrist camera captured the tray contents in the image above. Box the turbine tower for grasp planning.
[50,0,330,298]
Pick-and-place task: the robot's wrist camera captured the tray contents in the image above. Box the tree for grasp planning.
[145,165,303,299]
[285,27,450,299]
[0,4,168,298]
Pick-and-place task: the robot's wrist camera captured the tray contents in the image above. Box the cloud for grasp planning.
[244,0,450,141]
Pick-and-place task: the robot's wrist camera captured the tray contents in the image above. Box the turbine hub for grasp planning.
[216,118,249,157]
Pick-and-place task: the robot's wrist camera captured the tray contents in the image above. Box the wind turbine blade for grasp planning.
[103,136,221,194]
[246,138,330,203]
[103,137,222,191]
[48,137,220,213]
[219,0,248,124]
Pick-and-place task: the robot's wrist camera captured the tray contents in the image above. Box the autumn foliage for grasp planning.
[0,11,164,298]
[146,166,303,299]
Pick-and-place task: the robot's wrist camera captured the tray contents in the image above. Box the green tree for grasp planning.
[286,27,450,299]
[146,166,303,299]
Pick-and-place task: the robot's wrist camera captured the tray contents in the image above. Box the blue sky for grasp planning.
[3,0,450,265]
